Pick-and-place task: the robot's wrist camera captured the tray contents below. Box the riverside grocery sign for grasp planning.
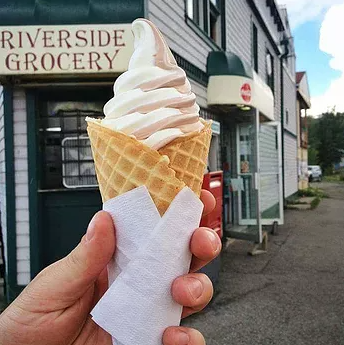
[0,24,134,75]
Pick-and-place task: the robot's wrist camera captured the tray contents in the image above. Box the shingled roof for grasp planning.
[296,71,305,85]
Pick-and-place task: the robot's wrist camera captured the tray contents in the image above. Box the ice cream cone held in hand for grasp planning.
[87,19,212,215]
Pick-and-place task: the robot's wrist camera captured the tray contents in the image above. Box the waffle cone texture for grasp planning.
[87,119,212,215]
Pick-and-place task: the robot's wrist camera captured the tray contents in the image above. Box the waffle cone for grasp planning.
[87,119,211,215]
[158,120,212,196]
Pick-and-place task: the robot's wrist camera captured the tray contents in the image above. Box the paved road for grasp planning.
[182,182,344,345]
[315,181,344,200]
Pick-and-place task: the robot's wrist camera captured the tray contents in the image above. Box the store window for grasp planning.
[186,0,224,48]
[252,23,258,72]
[266,50,274,93]
[39,101,104,189]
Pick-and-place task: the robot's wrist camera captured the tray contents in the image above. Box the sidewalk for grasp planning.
[182,182,344,345]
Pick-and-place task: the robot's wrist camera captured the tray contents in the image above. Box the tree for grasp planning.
[307,116,320,165]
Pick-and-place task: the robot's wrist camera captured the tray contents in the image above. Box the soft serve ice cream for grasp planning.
[99,19,204,150]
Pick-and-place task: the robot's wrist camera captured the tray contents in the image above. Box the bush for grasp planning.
[298,187,328,198]
[310,197,321,210]
[324,167,334,176]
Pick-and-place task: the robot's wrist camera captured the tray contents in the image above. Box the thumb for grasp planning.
[24,211,116,302]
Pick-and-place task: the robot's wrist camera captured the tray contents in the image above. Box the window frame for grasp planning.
[185,0,225,50]
[36,87,111,191]
[252,22,258,72]
[266,49,274,94]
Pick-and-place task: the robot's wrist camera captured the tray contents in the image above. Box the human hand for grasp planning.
[0,190,221,345]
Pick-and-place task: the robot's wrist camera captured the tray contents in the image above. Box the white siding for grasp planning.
[148,0,212,71]
[0,86,6,275]
[259,125,280,213]
[284,133,298,197]
[226,0,252,66]
[148,0,209,122]
[253,0,282,43]
[13,89,30,285]
[299,74,311,104]
[283,68,297,135]
[190,79,207,108]
[225,0,298,200]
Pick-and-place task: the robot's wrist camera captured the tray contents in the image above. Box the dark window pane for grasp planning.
[266,51,274,93]
[39,101,103,189]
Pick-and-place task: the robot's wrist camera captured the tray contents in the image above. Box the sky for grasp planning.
[276,0,344,116]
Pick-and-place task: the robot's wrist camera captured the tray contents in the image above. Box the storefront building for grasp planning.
[0,0,298,299]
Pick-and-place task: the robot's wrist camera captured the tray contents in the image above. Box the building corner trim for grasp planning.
[26,90,40,280]
[3,85,17,301]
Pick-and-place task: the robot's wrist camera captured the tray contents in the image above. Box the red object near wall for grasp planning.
[200,171,223,238]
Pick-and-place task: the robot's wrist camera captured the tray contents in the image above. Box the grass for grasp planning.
[310,197,321,210]
[286,187,326,210]
[297,187,328,198]
[324,175,344,183]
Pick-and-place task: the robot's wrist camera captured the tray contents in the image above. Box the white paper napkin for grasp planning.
[91,186,203,345]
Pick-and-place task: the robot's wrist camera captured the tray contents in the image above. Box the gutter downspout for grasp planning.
[280,38,289,206]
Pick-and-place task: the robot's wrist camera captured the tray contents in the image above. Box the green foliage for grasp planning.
[298,187,328,198]
[307,147,318,165]
[324,174,344,183]
[307,112,344,172]
[310,197,321,210]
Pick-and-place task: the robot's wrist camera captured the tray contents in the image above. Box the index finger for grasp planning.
[200,189,216,216]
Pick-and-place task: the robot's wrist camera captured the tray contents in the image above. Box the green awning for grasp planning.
[207,51,253,79]
[207,51,275,121]
[0,0,145,26]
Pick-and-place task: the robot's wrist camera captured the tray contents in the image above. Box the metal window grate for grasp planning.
[39,104,103,189]
[61,137,98,188]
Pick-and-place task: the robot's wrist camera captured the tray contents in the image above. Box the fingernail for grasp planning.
[206,229,220,252]
[176,331,190,345]
[187,277,203,299]
[86,216,96,242]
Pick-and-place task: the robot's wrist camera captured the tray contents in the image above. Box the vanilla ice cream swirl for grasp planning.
[101,19,204,150]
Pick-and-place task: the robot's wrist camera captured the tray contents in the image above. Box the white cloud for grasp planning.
[276,1,344,116]
[276,0,343,29]
[309,3,344,116]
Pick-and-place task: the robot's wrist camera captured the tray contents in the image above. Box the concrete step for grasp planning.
[298,197,317,204]
[286,204,311,210]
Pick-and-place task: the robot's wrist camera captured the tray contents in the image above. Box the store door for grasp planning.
[259,122,284,225]
[227,110,262,243]
[34,88,110,272]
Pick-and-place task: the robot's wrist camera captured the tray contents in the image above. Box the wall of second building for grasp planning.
[13,89,30,285]
[259,124,280,214]
[284,133,298,197]
[283,68,297,135]
[298,147,308,190]
[0,86,6,275]
[283,67,298,197]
